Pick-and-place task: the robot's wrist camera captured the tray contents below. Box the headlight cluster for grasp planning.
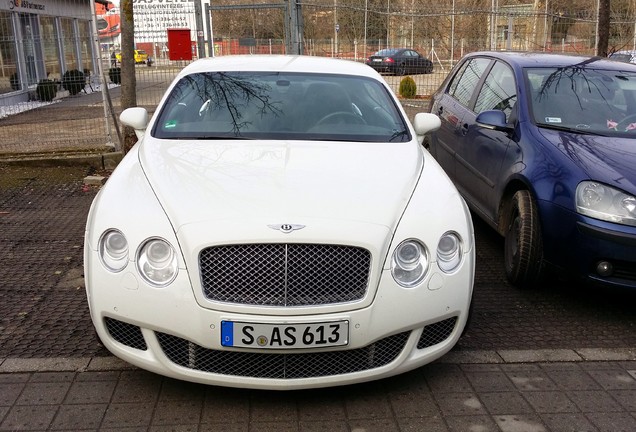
[436,232,463,273]
[391,240,429,288]
[391,232,463,287]
[576,181,636,227]
[137,238,179,286]
[98,231,179,287]
[99,230,129,272]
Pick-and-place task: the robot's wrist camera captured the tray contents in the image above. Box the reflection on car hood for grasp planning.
[539,128,636,193]
[138,138,422,231]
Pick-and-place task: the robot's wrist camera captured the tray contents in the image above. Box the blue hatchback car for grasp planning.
[428,51,636,289]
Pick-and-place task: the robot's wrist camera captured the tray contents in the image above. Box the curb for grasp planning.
[0,151,123,170]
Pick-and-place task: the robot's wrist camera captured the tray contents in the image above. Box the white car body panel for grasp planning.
[84,55,475,390]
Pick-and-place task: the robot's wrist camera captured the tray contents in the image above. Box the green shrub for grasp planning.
[399,76,417,98]
[10,72,20,91]
[62,69,85,95]
[108,67,121,84]
[36,79,57,102]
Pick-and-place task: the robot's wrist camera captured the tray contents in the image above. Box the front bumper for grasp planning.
[540,202,636,288]
[85,251,473,390]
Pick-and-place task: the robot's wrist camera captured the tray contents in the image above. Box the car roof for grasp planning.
[178,55,382,79]
[463,51,636,71]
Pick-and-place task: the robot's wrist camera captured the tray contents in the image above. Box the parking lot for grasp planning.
[1,164,635,360]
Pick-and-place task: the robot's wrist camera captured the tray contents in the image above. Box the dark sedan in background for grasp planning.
[427,51,636,290]
[366,48,434,75]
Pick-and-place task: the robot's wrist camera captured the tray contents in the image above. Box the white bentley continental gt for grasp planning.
[84,55,475,390]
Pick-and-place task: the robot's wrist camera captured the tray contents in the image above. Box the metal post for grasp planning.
[450,0,455,65]
[364,0,368,59]
[194,0,206,58]
[334,0,338,57]
[90,0,116,150]
[506,15,513,50]
[386,0,390,48]
[205,3,214,57]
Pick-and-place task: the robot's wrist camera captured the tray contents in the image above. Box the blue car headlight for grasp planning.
[576,181,636,227]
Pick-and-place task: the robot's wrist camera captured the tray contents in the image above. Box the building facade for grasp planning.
[0,0,96,105]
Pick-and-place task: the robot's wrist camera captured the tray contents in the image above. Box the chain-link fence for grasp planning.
[1,0,634,156]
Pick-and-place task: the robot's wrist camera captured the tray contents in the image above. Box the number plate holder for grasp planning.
[221,320,349,349]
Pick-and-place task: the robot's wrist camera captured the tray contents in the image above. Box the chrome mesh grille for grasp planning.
[105,318,147,350]
[156,331,410,379]
[199,244,371,306]
[416,317,457,349]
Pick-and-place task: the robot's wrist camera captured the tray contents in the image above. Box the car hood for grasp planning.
[539,129,636,193]
[138,138,423,232]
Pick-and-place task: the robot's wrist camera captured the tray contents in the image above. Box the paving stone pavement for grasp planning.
[0,354,636,431]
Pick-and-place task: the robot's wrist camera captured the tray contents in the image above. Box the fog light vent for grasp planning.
[417,316,457,349]
[105,317,147,350]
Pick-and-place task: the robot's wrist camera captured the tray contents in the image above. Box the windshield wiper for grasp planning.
[537,123,596,135]
[389,129,409,142]
[188,135,255,140]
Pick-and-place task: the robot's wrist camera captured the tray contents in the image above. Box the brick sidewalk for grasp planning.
[1,354,635,431]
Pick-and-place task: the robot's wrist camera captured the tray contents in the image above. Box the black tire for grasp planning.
[397,64,406,76]
[504,190,543,288]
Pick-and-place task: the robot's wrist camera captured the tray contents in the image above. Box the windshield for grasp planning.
[152,72,410,142]
[526,66,636,136]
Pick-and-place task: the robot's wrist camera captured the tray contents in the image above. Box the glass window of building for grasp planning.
[78,20,93,75]
[41,16,62,81]
[61,17,78,71]
[0,10,18,94]
[19,13,42,87]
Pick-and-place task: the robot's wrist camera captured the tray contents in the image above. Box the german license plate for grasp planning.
[221,320,349,349]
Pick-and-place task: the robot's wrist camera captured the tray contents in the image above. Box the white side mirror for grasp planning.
[120,107,149,140]
[413,113,441,146]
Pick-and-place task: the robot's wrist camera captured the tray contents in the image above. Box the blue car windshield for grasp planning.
[152,72,410,142]
[526,67,636,136]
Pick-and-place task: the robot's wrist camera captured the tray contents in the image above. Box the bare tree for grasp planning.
[597,0,610,56]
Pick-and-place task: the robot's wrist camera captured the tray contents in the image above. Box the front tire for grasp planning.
[504,190,543,288]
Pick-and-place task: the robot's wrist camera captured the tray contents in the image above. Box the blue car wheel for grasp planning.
[504,190,544,288]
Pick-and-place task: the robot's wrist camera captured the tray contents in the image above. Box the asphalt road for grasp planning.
[0,163,635,359]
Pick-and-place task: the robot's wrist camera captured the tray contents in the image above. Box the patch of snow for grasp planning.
[0,81,120,120]
[0,100,60,119]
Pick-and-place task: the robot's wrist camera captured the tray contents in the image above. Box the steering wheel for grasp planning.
[315,111,367,126]
[614,114,636,131]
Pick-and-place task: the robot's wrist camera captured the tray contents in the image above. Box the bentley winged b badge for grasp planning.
[267,224,306,233]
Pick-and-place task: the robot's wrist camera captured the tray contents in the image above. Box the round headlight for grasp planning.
[98,229,129,272]
[136,238,178,287]
[577,182,611,211]
[437,232,462,273]
[391,239,429,288]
